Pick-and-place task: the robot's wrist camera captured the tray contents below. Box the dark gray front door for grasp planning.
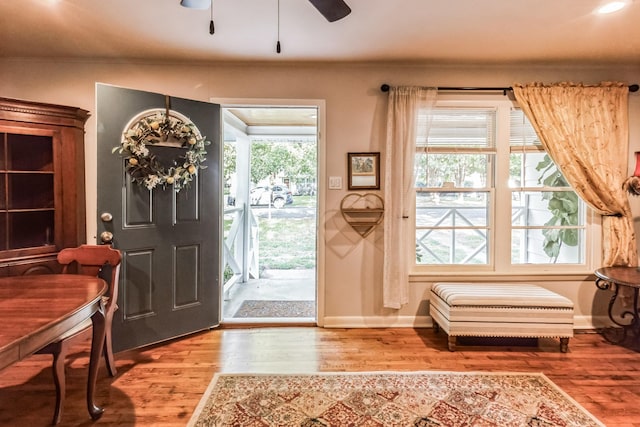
[96,84,220,352]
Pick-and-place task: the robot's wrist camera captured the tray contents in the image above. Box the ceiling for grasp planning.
[224,107,318,142]
[228,107,317,127]
[1,0,640,65]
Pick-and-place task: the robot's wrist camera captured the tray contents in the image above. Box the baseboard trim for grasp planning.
[323,316,433,328]
[322,315,612,330]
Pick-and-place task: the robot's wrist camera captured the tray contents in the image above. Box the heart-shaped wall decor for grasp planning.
[340,193,384,238]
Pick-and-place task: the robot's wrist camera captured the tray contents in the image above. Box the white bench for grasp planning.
[430,282,574,352]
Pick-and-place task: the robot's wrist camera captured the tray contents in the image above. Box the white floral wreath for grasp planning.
[113,111,210,192]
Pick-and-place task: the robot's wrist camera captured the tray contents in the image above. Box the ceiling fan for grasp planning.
[180,0,351,22]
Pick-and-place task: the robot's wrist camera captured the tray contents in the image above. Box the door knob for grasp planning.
[100,231,114,243]
[100,212,113,222]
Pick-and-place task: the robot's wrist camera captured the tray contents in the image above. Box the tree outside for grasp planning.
[224,140,317,271]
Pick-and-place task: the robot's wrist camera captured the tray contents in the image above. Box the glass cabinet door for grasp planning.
[1,132,55,251]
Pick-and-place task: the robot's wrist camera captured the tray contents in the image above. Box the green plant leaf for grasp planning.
[560,229,579,246]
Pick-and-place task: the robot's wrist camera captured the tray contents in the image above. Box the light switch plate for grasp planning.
[329,176,342,189]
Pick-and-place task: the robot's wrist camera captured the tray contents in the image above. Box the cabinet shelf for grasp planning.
[6,208,55,213]
[3,170,55,174]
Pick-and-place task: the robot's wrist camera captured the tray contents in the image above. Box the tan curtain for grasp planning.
[383,86,437,309]
[512,82,636,267]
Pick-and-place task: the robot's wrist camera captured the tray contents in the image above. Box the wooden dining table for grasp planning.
[0,274,108,422]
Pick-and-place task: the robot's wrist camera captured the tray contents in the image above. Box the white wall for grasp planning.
[2,58,639,326]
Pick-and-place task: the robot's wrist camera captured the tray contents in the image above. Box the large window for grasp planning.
[414,99,592,272]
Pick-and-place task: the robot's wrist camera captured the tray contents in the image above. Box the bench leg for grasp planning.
[560,337,570,353]
[448,336,457,352]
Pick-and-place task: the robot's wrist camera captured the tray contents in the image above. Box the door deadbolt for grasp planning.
[100,212,113,222]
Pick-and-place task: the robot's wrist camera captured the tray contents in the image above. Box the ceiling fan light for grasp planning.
[595,0,630,14]
[180,0,210,10]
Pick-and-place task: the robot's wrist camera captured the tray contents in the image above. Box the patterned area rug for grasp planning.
[187,371,604,427]
[233,300,315,318]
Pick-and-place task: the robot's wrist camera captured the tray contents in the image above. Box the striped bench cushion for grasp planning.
[430,282,574,352]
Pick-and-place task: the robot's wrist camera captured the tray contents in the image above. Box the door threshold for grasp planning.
[221,318,317,328]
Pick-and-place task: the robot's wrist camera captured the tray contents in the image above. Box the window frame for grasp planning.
[410,95,601,279]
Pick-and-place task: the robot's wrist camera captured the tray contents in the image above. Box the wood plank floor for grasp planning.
[1,327,639,426]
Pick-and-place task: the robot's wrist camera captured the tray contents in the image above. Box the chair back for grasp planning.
[57,245,122,309]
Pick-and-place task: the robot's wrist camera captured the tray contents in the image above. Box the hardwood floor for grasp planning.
[1,327,639,426]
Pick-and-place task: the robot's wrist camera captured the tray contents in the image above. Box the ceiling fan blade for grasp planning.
[308,0,351,22]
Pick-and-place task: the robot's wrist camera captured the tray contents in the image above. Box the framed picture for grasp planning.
[347,152,380,190]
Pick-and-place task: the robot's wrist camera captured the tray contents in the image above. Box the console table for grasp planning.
[594,267,640,344]
[0,274,107,422]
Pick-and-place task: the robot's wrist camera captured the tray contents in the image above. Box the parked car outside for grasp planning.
[250,185,293,208]
[293,183,316,196]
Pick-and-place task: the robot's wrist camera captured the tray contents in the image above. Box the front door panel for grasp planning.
[96,83,220,352]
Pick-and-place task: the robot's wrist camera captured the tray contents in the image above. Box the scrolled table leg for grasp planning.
[631,287,640,339]
[87,300,106,420]
[596,277,612,291]
[597,280,640,345]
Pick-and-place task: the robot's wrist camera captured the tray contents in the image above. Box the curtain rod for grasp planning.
[379,83,640,93]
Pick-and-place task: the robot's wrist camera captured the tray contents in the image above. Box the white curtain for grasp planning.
[383,86,437,309]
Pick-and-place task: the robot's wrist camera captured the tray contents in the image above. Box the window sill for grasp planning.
[409,271,596,283]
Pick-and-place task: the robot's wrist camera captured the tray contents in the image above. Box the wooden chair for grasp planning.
[36,244,122,425]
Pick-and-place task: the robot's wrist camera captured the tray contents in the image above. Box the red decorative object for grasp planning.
[624,153,640,195]
[634,151,640,177]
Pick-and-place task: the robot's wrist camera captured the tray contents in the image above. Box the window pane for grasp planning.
[512,189,584,265]
[510,109,541,147]
[512,191,583,227]
[417,108,496,148]
[416,229,488,264]
[512,228,584,264]
[509,152,571,188]
[416,192,489,227]
[415,153,489,188]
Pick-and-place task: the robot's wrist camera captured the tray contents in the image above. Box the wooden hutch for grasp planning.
[0,97,89,276]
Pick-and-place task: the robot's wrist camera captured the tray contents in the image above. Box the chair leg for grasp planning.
[103,310,117,377]
[51,345,67,425]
